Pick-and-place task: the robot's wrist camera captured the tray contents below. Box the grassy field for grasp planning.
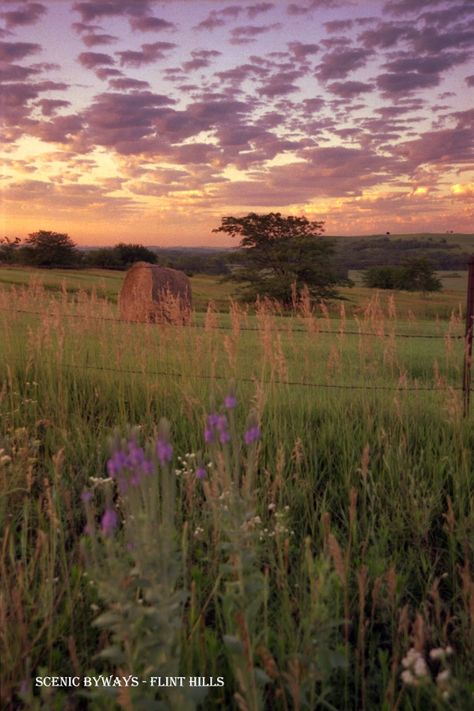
[0,269,473,710]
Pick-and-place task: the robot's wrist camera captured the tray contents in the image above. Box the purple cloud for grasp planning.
[82,33,118,47]
[73,0,154,22]
[78,51,115,69]
[117,41,176,67]
[247,3,274,19]
[108,77,151,90]
[182,50,221,72]
[316,47,373,81]
[376,72,441,95]
[0,41,41,61]
[358,22,417,49]
[37,98,71,116]
[324,19,353,33]
[327,80,373,97]
[1,2,46,28]
[287,41,320,60]
[129,16,177,32]
[230,24,279,45]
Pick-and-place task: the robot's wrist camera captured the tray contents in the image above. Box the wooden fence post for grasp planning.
[463,255,474,417]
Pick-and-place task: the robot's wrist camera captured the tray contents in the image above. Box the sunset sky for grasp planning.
[1,0,473,246]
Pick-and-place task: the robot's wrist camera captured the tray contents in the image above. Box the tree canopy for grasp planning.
[214,212,349,304]
[21,230,79,267]
[362,258,442,292]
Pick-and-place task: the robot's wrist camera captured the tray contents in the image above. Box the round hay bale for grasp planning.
[119,262,192,324]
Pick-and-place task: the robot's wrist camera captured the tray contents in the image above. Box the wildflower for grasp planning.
[101,508,118,536]
[205,412,230,444]
[401,670,417,686]
[219,429,231,444]
[195,466,207,480]
[413,656,428,678]
[436,670,450,684]
[224,394,237,409]
[244,425,261,445]
[81,490,93,504]
[156,438,173,464]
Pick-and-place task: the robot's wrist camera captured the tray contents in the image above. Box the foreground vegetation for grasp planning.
[0,273,473,710]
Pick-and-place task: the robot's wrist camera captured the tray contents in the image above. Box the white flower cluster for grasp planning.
[401,647,429,687]
[238,504,295,541]
[174,452,212,477]
[401,645,454,700]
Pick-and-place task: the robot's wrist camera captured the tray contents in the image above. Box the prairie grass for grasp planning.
[0,277,473,710]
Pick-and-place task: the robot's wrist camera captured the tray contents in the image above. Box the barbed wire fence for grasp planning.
[0,304,468,397]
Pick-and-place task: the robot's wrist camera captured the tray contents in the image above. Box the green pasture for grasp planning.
[0,271,473,710]
[0,265,467,320]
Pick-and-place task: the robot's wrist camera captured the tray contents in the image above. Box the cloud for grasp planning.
[31,114,84,143]
[108,77,151,90]
[230,24,279,45]
[260,69,304,97]
[129,16,177,32]
[81,33,119,47]
[316,47,373,81]
[73,0,154,22]
[327,80,373,98]
[376,71,440,95]
[287,0,348,15]
[1,2,46,28]
[246,3,274,19]
[451,182,474,197]
[78,51,115,69]
[324,19,353,33]
[0,41,41,61]
[358,22,416,49]
[194,6,243,31]
[287,41,320,61]
[182,50,221,72]
[385,0,447,16]
[37,99,71,116]
[1,80,68,142]
[116,41,176,67]
[396,114,474,168]
[466,74,474,86]
[0,63,40,81]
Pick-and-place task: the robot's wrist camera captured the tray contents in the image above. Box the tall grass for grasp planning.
[0,281,473,710]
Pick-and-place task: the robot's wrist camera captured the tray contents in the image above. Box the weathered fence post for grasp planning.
[463,255,474,416]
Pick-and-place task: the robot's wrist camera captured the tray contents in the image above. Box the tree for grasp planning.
[113,243,157,267]
[362,258,442,292]
[0,237,21,264]
[213,212,349,304]
[21,230,79,267]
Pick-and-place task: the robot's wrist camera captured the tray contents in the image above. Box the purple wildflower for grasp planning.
[216,415,228,432]
[224,394,237,409]
[81,490,93,504]
[204,427,214,443]
[219,430,231,444]
[156,438,173,464]
[195,466,207,480]
[244,425,261,445]
[101,508,118,536]
[207,413,220,428]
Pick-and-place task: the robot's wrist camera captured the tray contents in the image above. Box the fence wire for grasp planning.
[0,306,465,340]
[0,304,466,393]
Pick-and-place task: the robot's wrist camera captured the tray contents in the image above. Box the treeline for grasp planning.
[336,236,470,270]
[1,231,472,274]
[0,233,233,275]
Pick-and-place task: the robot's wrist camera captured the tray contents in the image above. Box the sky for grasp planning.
[0,0,473,247]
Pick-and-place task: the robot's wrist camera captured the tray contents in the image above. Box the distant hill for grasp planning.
[78,235,474,275]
